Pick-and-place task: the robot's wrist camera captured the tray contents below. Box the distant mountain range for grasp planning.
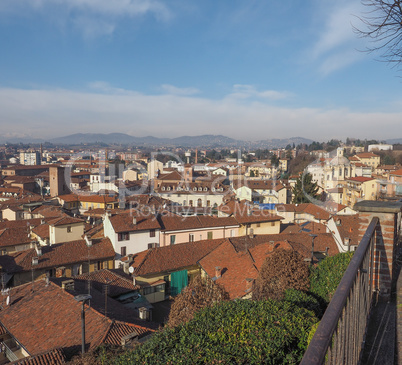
[0,133,315,149]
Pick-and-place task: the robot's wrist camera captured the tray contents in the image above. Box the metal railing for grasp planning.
[300,217,378,365]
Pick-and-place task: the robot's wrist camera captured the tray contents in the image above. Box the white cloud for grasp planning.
[228,84,289,100]
[309,0,365,74]
[160,84,200,96]
[0,0,171,37]
[0,85,400,141]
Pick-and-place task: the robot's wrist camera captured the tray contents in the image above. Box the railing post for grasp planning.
[354,201,402,300]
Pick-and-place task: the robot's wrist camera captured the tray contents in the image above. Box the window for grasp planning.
[189,234,194,242]
[118,232,129,241]
[271,222,276,226]
[170,235,176,245]
[103,261,108,269]
[197,198,202,207]
[67,226,72,233]
[150,229,156,237]
[256,223,261,228]
[207,231,213,240]
[207,200,210,207]
[121,246,127,257]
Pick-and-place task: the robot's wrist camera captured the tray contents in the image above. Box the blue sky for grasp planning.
[0,0,401,142]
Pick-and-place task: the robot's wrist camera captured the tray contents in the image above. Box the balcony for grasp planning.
[301,201,402,365]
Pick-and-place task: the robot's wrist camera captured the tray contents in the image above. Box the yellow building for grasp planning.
[354,152,381,169]
[343,177,377,207]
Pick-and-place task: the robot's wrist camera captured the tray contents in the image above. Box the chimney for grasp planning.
[35,245,42,257]
[61,279,74,291]
[32,257,39,266]
[84,235,92,247]
[245,278,253,292]
[133,217,137,225]
[215,266,221,279]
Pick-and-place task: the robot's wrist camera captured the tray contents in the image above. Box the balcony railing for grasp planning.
[300,217,378,365]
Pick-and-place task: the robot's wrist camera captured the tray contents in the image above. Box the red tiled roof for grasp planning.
[248,241,293,270]
[347,176,374,183]
[0,280,155,360]
[48,216,85,227]
[109,212,161,233]
[276,203,331,220]
[131,238,225,276]
[229,233,339,257]
[280,222,327,234]
[0,237,115,273]
[332,215,361,247]
[57,194,79,202]
[32,223,50,239]
[390,169,402,176]
[232,179,286,191]
[159,215,238,232]
[0,227,32,248]
[234,211,283,225]
[355,152,379,158]
[74,269,139,297]
[78,195,118,204]
[12,348,66,365]
[198,240,258,299]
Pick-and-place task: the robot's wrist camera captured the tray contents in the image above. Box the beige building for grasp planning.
[343,177,377,207]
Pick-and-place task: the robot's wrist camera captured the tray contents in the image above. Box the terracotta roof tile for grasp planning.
[74,269,139,297]
[198,240,258,299]
[109,212,161,233]
[12,348,66,365]
[0,280,155,360]
[131,239,225,276]
[0,237,115,274]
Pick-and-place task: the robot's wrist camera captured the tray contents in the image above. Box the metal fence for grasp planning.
[300,217,378,365]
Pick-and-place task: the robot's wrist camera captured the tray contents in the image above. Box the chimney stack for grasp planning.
[133,217,137,225]
[215,266,221,279]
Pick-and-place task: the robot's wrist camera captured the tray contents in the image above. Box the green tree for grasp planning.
[270,154,279,167]
[292,172,320,203]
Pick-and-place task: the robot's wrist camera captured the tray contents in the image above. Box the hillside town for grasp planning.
[0,138,400,363]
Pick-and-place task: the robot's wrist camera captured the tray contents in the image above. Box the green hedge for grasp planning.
[309,252,354,304]
[114,299,318,365]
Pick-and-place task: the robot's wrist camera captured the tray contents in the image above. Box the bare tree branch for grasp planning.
[353,0,402,66]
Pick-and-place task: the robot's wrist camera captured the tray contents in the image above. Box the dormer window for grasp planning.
[204,187,208,191]
[161,186,165,191]
[167,186,171,191]
[212,188,216,192]
[193,187,197,191]
[198,187,202,191]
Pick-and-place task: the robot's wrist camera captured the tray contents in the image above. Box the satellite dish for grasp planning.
[6,296,9,306]
[128,266,134,274]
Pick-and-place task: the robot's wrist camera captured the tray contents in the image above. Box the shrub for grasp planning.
[114,299,318,364]
[167,273,229,327]
[310,252,354,304]
[253,249,310,301]
[283,288,324,318]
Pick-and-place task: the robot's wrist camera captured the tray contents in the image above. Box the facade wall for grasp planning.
[160,226,238,247]
[238,220,281,236]
[50,223,85,245]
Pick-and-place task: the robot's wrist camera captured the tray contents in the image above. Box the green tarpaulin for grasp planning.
[170,270,188,296]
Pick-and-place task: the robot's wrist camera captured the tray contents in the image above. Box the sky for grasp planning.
[0,0,401,142]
